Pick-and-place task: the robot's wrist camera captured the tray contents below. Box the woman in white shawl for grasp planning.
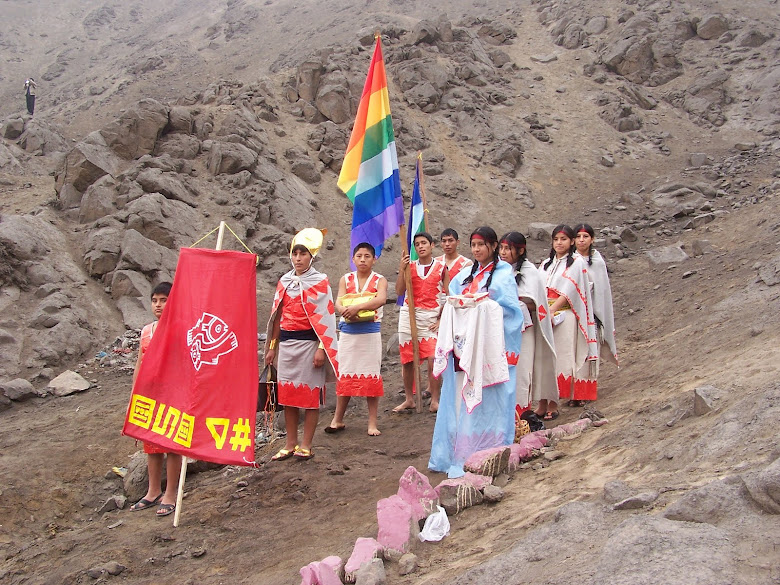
[498,232,558,419]
[573,223,618,405]
[538,225,599,419]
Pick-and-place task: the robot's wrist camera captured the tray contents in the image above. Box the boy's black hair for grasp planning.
[352,242,376,257]
[413,232,434,245]
[440,228,459,240]
[152,281,172,298]
[291,243,312,255]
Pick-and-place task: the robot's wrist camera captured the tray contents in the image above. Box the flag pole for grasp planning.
[417,152,430,233]
[399,223,425,413]
[173,220,226,527]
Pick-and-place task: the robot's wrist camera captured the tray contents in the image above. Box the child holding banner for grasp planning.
[129,282,183,517]
[394,232,449,414]
[264,229,339,461]
[326,242,388,436]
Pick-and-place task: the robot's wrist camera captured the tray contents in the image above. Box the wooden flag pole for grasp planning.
[173,220,226,527]
[398,223,425,413]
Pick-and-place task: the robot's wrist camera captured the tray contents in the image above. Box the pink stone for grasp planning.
[344,537,383,578]
[434,472,493,496]
[376,495,417,554]
[593,418,609,427]
[519,433,547,450]
[463,446,510,476]
[299,555,343,585]
[508,442,534,469]
[397,466,438,522]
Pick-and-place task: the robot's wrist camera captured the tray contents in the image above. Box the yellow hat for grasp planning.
[290,228,327,258]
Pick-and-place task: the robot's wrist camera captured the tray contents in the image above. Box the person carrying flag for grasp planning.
[394,232,449,414]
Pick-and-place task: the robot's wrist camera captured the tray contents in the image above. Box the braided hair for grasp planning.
[543,224,576,270]
[574,223,595,266]
[462,226,500,291]
[499,231,528,286]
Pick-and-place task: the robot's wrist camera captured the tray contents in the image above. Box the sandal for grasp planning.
[543,411,559,421]
[156,503,176,517]
[293,446,314,460]
[130,494,162,512]
[271,445,298,461]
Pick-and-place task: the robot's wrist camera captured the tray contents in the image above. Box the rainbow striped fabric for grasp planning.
[337,36,404,259]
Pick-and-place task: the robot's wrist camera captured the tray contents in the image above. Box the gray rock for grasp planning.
[296,58,324,104]
[123,450,150,503]
[136,168,196,207]
[207,141,257,175]
[355,557,386,585]
[758,253,780,286]
[54,131,124,202]
[385,333,400,357]
[0,378,36,401]
[617,226,638,242]
[692,240,714,257]
[397,553,418,576]
[438,481,483,516]
[0,393,11,411]
[482,484,505,503]
[1,117,25,140]
[17,120,70,156]
[742,458,780,514]
[97,496,118,514]
[155,133,201,159]
[111,270,151,300]
[79,175,119,223]
[735,28,771,48]
[315,72,351,124]
[99,98,169,159]
[530,54,558,64]
[600,155,615,167]
[0,215,52,260]
[603,480,636,504]
[584,16,608,35]
[125,192,200,249]
[689,153,707,168]
[663,477,752,524]
[592,516,738,584]
[528,222,558,241]
[104,561,127,576]
[693,384,726,415]
[613,491,659,510]
[48,370,91,397]
[83,219,124,277]
[646,244,689,265]
[166,106,194,134]
[696,14,729,40]
[116,296,151,331]
[117,229,178,276]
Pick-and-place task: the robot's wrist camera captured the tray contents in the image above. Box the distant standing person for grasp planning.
[436,228,472,281]
[24,78,37,116]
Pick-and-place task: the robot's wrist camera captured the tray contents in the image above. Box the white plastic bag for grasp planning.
[418,505,450,542]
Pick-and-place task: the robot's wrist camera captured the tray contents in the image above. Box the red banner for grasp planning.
[123,248,258,466]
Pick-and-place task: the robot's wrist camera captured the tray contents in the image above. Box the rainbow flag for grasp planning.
[337,35,404,259]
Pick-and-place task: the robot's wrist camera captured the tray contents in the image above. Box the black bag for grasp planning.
[257,364,279,412]
[520,410,545,432]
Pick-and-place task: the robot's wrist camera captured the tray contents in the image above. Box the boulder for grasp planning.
[47,370,91,397]
[111,270,151,300]
[207,141,257,175]
[0,215,51,260]
[344,538,383,583]
[603,480,636,504]
[663,477,752,523]
[99,98,169,159]
[528,222,558,241]
[693,384,726,415]
[78,175,119,223]
[135,168,197,207]
[155,134,201,159]
[396,466,438,522]
[435,473,491,515]
[758,253,780,286]
[83,219,124,277]
[54,131,124,202]
[613,491,659,510]
[376,495,418,554]
[463,446,510,477]
[742,457,780,514]
[166,106,194,134]
[1,117,25,140]
[646,243,689,265]
[116,229,178,276]
[296,59,325,104]
[18,120,70,156]
[299,555,343,585]
[696,14,729,40]
[315,72,351,124]
[735,28,771,48]
[125,192,201,248]
[0,378,36,401]
[355,558,386,585]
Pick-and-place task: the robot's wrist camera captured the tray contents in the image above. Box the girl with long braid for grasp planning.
[538,225,598,418]
[499,232,558,419]
[573,223,618,405]
[429,226,524,478]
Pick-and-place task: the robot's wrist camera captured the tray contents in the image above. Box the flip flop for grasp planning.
[156,503,176,517]
[130,494,162,511]
[271,445,298,461]
[324,425,346,434]
[543,411,559,421]
[293,447,314,460]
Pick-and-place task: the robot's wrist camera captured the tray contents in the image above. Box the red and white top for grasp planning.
[280,289,313,331]
[437,254,472,281]
[344,271,384,323]
[404,259,446,310]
